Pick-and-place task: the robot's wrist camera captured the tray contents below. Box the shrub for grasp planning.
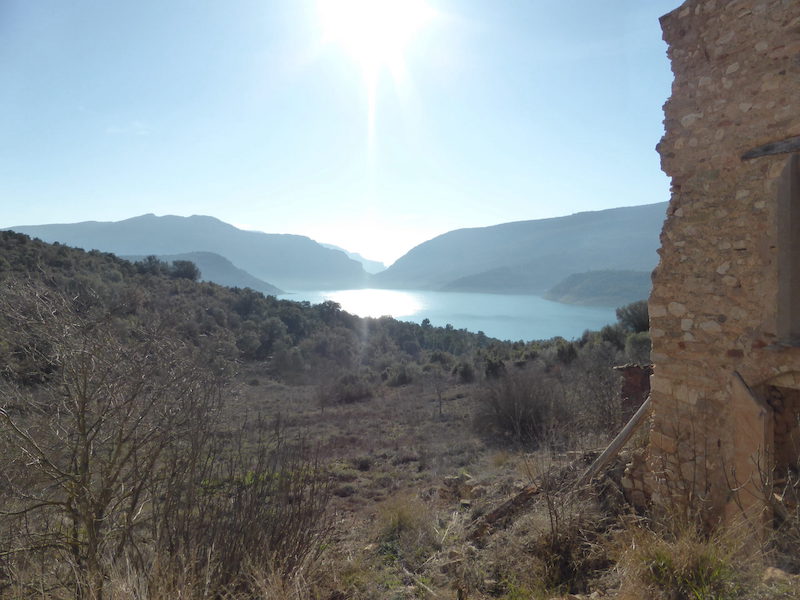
[485,356,506,379]
[454,360,476,383]
[600,323,627,351]
[625,331,651,364]
[474,363,568,448]
[330,372,374,404]
[352,455,373,471]
[170,259,201,281]
[617,299,650,333]
[384,362,418,387]
[556,341,579,364]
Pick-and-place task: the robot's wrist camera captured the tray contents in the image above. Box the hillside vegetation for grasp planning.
[7,214,368,291]
[122,251,284,294]
[1,231,797,600]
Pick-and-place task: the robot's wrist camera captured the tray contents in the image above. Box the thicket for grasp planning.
[0,232,493,389]
[474,304,650,449]
[0,279,332,598]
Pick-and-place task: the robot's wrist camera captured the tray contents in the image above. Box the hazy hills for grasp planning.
[7,214,367,291]
[321,244,386,274]
[122,252,283,294]
[7,203,666,304]
[372,203,667,298]
[543,270,652,306]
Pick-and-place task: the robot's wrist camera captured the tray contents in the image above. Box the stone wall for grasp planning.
[650,0,800,524]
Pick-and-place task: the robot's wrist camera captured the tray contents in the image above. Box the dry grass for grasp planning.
[615,520,748,600]
[8,360,800,599]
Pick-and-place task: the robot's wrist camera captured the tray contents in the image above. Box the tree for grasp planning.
[616,299,649,333]
[135,254,168,276]
[169,259,201,281]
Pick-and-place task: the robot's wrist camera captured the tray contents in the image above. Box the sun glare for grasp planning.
[317,0,435,144]
[318,0,434,74]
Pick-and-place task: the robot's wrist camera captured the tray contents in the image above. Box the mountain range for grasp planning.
[7,214,367,291]
[7,202,667,304]
[372,203,666,298]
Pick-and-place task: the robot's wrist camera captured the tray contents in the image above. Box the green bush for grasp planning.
[330,372,374,404]
[600,324,626,351]
[617,299,649,333]
[625,331,651,364]
[454,360,476,383]
[384,363,418,387]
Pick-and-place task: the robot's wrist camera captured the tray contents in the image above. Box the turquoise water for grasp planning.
[279,288,616,342]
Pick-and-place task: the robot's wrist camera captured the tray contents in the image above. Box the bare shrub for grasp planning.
[474,362,567,448]
[568,342,625,439]
[525,496,612,595]
[0,280,332,598]
[156,427,332,591]
[0,282,225,598]
[474,348,623,450]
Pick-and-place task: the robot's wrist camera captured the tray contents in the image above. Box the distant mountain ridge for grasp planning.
[122,252,283,294]
[7,214,368,291]
[371,203,666,296]
[320,243,386,274]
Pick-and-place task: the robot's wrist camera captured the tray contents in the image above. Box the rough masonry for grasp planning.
[650,0,800,525]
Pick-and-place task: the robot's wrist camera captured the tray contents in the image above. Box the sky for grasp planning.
[0,0,683,265]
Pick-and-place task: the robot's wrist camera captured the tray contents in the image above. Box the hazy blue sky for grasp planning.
[1,0,682,264]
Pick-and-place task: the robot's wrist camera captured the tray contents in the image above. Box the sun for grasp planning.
[318,0,435,77]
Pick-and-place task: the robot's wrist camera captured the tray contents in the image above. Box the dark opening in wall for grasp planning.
[777,154,800,342]
[766,385,800,513]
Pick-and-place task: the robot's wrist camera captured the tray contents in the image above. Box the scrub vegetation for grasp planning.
[1,231,798,599]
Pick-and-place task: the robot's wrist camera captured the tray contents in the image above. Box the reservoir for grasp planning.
[279,288,617,342]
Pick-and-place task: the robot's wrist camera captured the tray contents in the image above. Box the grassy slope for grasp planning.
[2,231,796,600]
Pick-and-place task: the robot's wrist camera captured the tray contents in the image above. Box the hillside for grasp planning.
[372,203,667,295]
[7,214,368,291]
[0,229,497,379]
[122,251,283,294]
[3,230,795,600]
[543,270,652,306]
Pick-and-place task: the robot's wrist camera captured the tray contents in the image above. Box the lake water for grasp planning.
[279,288,616,342]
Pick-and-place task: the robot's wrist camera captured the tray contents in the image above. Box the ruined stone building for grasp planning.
[648,0,800,523]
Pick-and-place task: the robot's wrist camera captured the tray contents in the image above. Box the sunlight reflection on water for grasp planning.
[322,288,424,318]
[279,288,616,342]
